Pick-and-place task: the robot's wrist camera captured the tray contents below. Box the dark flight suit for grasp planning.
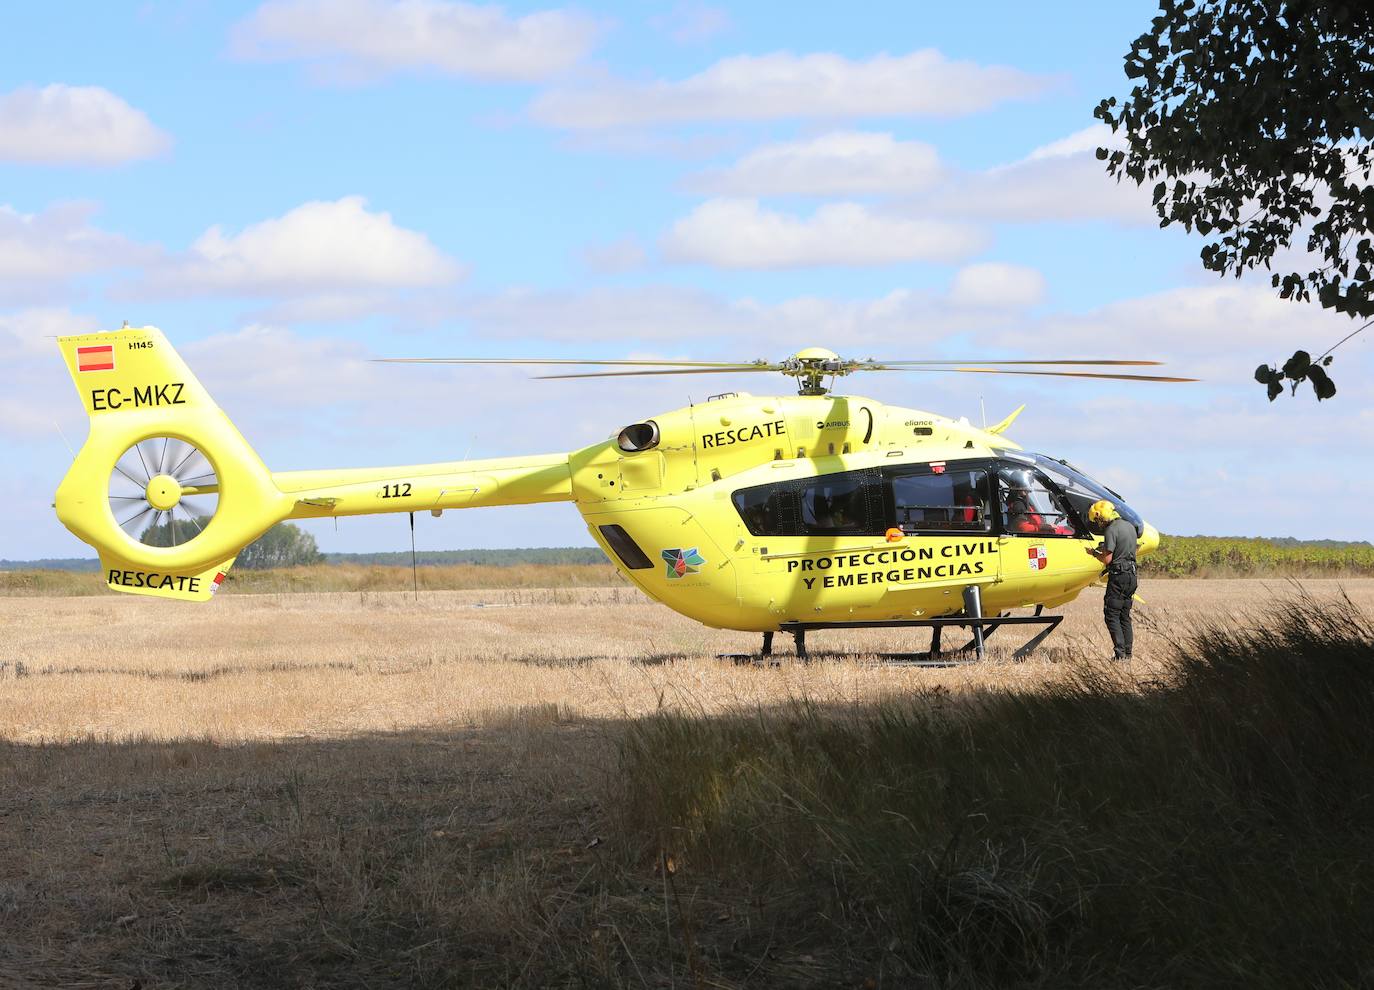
[1101,517,1139,660]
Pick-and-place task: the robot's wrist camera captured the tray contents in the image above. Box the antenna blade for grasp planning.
[534,366,780,380]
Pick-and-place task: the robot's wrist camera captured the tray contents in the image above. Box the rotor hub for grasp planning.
[145,474,182,511]
[780,347,852,395]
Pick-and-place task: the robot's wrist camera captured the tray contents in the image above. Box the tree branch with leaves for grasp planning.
[1096,0,1374,400]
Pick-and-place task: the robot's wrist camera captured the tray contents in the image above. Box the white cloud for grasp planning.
[0,308,101,441]
[926,124,1152,225]
[231,0,600,82]
[662,198,986,268]
[0,85,171,166]
[186,325,390,411]
[138,196,464,298]
[0,307,100,356]
[1022,282,1358,378]
[0,203,148,300]
[948,262,1046,308]
[650,3,731,44]
[1023,123,1118,162]
[530,49,1053,129]
[578,236,648,274]
[431,281,1023,352]
[689,131,942,196]
[447,285,746,341]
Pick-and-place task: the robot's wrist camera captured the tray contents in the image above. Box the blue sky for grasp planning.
[3,0,1371,559]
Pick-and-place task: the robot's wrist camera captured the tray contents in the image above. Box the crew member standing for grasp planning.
[1087,500,1138,661]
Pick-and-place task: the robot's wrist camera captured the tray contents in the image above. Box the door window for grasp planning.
[998,465,1077,537]
[886,466,991,533]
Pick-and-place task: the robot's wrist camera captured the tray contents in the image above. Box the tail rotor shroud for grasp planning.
[108,436,220,548]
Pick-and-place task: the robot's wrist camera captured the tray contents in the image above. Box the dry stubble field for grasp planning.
[11,578,1371,743]
[2,579,1372,987]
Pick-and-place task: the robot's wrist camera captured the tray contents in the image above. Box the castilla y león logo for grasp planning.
[661,547,705,578]
[1028,545,1048,571]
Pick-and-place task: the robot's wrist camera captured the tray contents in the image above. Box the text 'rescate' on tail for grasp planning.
[54,325,289,602]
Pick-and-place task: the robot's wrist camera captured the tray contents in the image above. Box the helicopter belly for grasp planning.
[582,504,743,628]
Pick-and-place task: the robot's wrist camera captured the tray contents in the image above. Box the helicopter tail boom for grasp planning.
[274,453,574,519]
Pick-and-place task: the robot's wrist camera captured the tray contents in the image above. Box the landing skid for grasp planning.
[720,598,1063,666]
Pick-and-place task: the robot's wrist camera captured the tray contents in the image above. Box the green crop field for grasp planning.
[1141,534,1374,576]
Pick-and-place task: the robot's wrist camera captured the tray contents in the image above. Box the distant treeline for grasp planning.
[0,557,100,572]
[0,547,609,572]
[1142,535,1374,576]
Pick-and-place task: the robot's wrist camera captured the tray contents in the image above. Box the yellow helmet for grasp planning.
[1087,499,1120,525]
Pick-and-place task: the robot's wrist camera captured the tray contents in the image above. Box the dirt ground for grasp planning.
[2,579,1370,987]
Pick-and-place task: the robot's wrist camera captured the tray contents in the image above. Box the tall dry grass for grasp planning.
[614,591,1374,987]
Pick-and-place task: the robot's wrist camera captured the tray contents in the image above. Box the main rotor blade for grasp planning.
[376,357,769,368]
[535,366,781,380]
[938,367,1199,382]
[867,359,1164,367]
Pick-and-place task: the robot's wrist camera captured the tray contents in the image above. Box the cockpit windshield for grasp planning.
[1030,453,1144,535]
[997,465,1076,536]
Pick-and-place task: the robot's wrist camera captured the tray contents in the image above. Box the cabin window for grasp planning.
[733,484,797,537]
[732,469,882,537]
[886,466,992,533]
[798,474,877,536]
[997,465,1077,537]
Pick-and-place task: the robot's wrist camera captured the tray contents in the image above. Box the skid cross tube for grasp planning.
[771,612,1063,664]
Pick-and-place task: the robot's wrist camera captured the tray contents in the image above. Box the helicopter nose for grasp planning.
[1138,522,1161,557]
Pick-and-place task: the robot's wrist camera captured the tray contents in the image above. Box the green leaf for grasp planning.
[1308,365,1337,400]
[1282,350,1311,378]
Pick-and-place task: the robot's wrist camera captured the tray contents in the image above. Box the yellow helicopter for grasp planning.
[53,327,1190,659]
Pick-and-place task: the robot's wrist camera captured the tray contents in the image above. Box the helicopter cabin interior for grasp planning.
[729,450,1143,543]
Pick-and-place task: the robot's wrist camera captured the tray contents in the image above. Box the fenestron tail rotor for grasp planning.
[108,437,220,548]
[377,346,1198,395]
